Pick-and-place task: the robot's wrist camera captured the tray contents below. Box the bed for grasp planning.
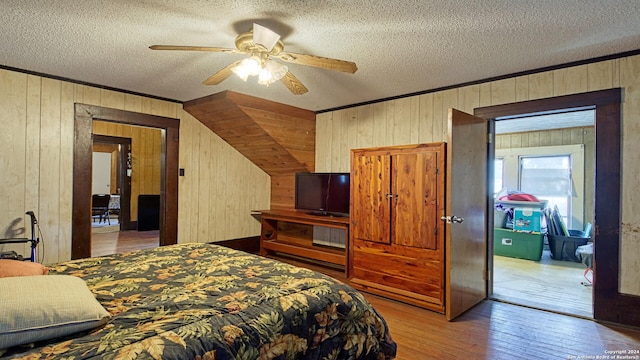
[1,243,396,359]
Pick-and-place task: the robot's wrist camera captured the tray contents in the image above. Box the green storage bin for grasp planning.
[494,228,543,261]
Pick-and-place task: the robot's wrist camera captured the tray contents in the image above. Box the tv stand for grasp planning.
[305,211,347,218]
[256,209,349,274]
[305,211,329,217]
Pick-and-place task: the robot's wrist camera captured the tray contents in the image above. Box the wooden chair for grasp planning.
[92,194,111,225]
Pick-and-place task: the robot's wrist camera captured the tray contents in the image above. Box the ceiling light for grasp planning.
[266,60,287,80]
[231,56,261,81]
[259,60,288,86]
[233,57,288,87]
[258,67,273,85]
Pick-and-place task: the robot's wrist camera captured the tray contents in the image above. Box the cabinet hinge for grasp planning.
[435,167,439,175]
[434,227,438,236]
[488,133,493,144]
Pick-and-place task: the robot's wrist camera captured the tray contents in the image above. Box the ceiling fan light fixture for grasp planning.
[266,60,288,82]
[258,68,273,85]
[252,23,281,52]
[231,56,261,81]
[258,60,288,86]
[151,23,356,94]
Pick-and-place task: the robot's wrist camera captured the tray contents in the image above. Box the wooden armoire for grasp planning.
[349,142,446,313]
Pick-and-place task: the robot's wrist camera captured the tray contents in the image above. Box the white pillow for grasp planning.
[0,275,110,349]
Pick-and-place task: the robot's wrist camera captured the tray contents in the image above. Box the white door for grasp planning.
[92,152,111,195]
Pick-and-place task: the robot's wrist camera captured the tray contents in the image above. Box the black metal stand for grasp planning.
[0,211,40,262]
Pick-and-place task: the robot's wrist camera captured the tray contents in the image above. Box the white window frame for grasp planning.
[496,144,584,229]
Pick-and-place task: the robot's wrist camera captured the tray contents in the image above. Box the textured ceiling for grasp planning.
[1,1,639,112]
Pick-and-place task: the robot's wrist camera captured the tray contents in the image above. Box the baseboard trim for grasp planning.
[617,293,640,327]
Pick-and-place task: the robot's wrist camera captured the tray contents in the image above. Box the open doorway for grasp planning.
[475,88,623,323]
[90,125,162,256]
[490,110,594,318]
[72,104,180,260]
[91,135,133,232]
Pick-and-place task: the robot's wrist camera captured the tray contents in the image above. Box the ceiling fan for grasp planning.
[150,23,358,95]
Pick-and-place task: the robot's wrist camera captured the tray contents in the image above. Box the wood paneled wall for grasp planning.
[0,68,270,264]
[177,110,270,244]
[316,55,640,296]
[93,121,162,221]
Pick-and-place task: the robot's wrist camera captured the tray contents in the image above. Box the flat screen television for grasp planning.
[295,172,350,217]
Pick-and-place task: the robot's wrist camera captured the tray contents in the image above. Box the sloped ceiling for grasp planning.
[183,91,315,176]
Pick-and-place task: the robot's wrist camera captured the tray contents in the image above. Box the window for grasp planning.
[520,155,571,226]
[494,158,504,196]
[496,144,584,229]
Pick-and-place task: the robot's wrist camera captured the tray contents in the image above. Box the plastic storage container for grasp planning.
[495,199,547,231]
[547,230,589,262]
[494,228,544,261]
[513,208,542,232]
[494,209,508,228]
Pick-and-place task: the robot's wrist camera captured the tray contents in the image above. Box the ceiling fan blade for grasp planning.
[202,60,242,85]
[252,23,281,52]
[279,71,309,95]
[275,52,357,74]
[149,45,241,54]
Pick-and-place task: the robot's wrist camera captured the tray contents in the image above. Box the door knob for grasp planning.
[441,215,465,224]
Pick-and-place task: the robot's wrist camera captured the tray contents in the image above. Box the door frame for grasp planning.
[72,104,180,259]
[474,88,631,325]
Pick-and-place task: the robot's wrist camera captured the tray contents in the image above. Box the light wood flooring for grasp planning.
[86,236,639,359]
[269,256,640,360]
[493,249,593,318]
[91,229,159,257]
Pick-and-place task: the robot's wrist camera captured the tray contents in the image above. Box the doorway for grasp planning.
[92,134,133,233]
[475,88,622,323]
[72,104,180,260]
[490,111,594,317]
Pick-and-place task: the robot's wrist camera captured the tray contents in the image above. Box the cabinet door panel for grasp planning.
[392,151,441,249]
[351,154,391,244]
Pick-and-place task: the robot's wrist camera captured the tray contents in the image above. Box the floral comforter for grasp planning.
[6,243,396,359]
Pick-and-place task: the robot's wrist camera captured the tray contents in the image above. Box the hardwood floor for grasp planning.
[493,249,593,318]
[268,255,640,360]
[365,294,640,360]
[84,239,640,359]
[91,229,158,257]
